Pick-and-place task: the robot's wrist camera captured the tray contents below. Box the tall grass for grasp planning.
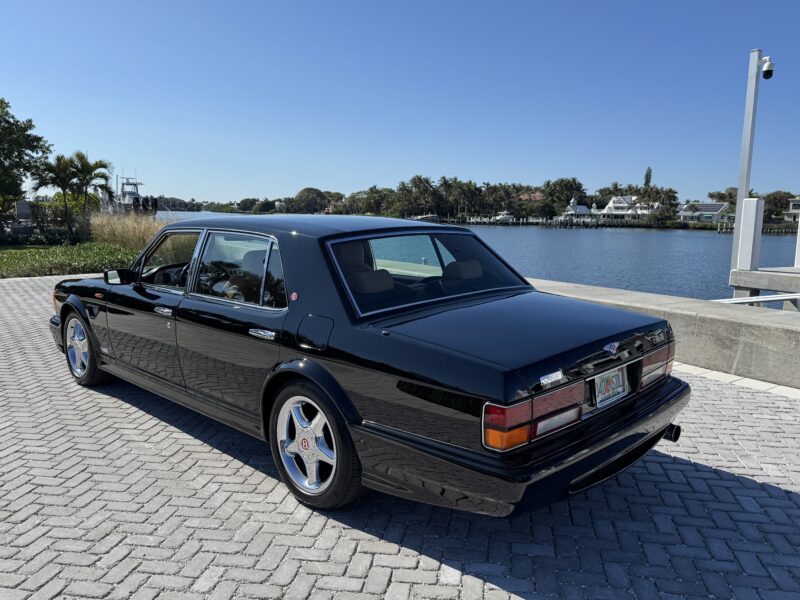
[90,214,166,250]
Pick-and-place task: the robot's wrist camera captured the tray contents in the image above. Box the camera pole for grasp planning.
[730,49,763,271]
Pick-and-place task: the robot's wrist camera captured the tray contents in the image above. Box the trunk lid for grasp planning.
[380,290,671,392]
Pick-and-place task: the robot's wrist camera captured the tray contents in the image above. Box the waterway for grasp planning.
[158,211,797,301]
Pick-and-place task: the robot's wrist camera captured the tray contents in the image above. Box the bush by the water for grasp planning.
[0,242,138,278]
[90,213,165,250]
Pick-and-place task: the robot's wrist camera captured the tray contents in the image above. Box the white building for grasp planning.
[563,197,592,219]
[590,195,662,220]
[783,198,800,222]
[677,202,731,223]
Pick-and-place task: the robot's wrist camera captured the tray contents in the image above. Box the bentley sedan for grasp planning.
[49,215,690,516]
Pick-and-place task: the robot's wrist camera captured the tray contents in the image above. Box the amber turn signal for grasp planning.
[483,425,531,451]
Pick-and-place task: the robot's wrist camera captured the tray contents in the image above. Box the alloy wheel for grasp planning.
[66,318,90,377]
[276,395,337,495]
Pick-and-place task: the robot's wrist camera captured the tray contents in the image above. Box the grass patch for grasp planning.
[0,242,139,279]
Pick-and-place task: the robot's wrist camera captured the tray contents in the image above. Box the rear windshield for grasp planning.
[330,232,527,315]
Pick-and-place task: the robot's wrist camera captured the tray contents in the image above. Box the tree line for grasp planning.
[1,98,112,235]
[237,173,794,225]
[2,98,795,234]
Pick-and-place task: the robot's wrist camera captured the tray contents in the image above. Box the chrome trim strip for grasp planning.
[583,344,669,381]
[185,292,288,313]
[140,284,185,296]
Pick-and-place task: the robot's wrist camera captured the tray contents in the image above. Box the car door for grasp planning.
[176,231,288,414]
[105,229,202,387]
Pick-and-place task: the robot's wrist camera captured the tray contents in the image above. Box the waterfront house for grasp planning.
[590,195,662,220]
[677,201,731,223]
[563,197,592,219]
[783,197,800,222]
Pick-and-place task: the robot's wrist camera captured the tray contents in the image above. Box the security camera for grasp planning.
[762,56,775,79]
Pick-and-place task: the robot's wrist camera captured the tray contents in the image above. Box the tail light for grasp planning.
[640,341,675,388]
[483,380,587,451]
[482,401,531,451]
[531,381,584,438]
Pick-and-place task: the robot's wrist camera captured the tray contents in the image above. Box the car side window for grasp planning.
[263,243,287,309]
[193,232,270,304]
[140,232,200,289]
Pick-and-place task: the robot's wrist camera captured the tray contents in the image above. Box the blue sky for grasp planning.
[4,1,799,202]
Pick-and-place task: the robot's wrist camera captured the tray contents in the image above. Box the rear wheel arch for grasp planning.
[260,359,360,440]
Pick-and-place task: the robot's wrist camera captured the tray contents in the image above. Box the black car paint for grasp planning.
[50,214,690,516]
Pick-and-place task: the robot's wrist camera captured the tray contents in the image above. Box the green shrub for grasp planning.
[0,242,139,278]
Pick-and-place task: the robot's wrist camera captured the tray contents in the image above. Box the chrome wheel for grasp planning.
[276,395,337,495]
[65,318,90,377]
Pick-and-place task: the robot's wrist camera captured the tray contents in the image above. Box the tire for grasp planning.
[62,311,107,386]
[269,380,362,510]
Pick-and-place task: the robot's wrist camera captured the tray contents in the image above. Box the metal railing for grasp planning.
[713,293,800,305]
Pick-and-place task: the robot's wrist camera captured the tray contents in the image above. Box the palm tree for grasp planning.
[72,151,112,214]
[32,154,76,233]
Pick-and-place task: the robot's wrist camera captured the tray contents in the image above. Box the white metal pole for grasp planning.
[795,223,800,268]
[731,49,762,271]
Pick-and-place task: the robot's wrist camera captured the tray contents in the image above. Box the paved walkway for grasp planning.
[0,275,798,599]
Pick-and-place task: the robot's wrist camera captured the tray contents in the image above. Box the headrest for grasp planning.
[242,250,266,277]
[443,259,482,280]
[348,269,394,294]
[336,243,366,267]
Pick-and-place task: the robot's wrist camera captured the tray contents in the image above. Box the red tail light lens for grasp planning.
[483,380,587,451]
[483,402,531,429]
[482,401,531,451]
[641,341,675,388]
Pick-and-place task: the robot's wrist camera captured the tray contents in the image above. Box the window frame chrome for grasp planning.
[135,227,204,295]
[185,227,288,313]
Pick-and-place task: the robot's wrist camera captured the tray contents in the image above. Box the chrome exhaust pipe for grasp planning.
[663,424,681,443]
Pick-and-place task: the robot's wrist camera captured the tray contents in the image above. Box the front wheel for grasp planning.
[269,381,362,510]
[63,312,107,386]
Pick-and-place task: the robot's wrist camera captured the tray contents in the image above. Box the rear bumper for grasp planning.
[352,376,690,516]
[49,315,64,351]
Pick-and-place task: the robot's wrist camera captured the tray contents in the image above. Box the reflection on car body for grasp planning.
[49,215,690,516]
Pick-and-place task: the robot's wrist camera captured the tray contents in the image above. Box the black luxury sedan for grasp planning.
[49,215,690,516]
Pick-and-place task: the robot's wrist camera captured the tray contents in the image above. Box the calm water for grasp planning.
[470,225,796,300]
[159,210,797,301]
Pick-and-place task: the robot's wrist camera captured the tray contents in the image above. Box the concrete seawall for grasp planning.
[529,278,800,389]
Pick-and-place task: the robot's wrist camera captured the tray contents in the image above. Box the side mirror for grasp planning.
[104,268,136,285]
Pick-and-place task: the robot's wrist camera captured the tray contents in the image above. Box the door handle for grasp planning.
[249,328,276,341]
[154,306,173,316]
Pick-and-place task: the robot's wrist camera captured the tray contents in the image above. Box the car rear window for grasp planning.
[330,232,527,315]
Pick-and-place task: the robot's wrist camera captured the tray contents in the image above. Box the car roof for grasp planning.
[162,214,468,238]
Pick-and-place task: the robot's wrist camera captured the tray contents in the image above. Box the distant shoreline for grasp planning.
[157,210,798,235]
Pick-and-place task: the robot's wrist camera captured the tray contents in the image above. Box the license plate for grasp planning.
[595,366,628,407]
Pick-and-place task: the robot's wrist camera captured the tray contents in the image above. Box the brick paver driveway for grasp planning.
[1,275,799,599]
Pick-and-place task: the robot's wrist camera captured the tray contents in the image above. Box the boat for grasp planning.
[410,214,440,223]
[491,211,514,224]
[103,177,145,214]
